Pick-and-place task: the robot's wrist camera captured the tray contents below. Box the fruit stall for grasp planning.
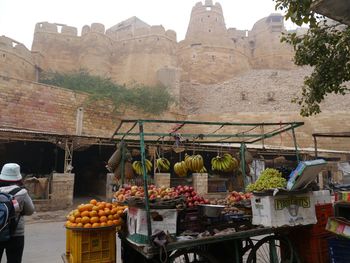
[62,119,338,263]
[108,119,320,263]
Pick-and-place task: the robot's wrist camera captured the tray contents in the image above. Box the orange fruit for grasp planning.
[65,221,71,227]
[99,216,107,223]
[98,204,105,210]
[92,206,99,212]
[104,208,111,216]
[90,199,97,205]
[117,211,123,217]
[76,223,83,228]
[81,211,90,217]
[90,217,99,224]
[77,204,86,212]
[105,203,112,209]
[113,214,120,220]
[75,217,82,224]
[70,223,77,227]
[111,208,118,215]
[89,211,98,217]
[73,210,81,217]
[108,215,114,220]
[92,222,100,228]
[100,222,107,227]
[85,204,94,211]
[84,223,92,228]
[98,210,106,217]
[81,216,90,224]
[68,216,75,223]
[107,220,114,226]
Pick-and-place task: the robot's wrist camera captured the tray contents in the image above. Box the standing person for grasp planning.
[0,163,35,263]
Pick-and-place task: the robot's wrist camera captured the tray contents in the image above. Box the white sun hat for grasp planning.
[0,163,22,181]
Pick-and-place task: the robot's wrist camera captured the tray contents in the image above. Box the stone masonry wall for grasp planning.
[0,36,36,81]
[0,75,180,137]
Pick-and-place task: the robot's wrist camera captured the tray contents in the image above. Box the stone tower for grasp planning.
[185,0,230,46]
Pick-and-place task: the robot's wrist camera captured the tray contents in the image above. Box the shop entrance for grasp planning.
[72,145,114,200]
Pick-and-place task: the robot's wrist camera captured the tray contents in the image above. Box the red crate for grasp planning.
[288,232,333,263]
[309,203,334,236]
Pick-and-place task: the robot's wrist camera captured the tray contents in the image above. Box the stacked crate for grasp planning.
[288,203,334,263]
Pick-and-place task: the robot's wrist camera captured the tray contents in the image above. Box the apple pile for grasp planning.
[226,191,252,205]
[114,184,210,208]
[174,185,210,207]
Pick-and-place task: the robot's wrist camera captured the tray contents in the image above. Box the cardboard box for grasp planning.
[127,207,177,245]
[287,159,327,190]
[252,191,317,227]
[326,217,350,238]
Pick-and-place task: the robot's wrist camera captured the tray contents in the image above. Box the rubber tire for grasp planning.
[246,235,299,263]
[168,248,219,263]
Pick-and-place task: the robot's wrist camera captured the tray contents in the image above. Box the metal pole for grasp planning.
[313,135,318,159]
[291,127,300,163]
[121,142,125,185]
[240,143,247,188]
[139,121,152,243]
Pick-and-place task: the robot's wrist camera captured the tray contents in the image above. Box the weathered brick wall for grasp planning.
[187,111,350,152]
[0,75,180,137]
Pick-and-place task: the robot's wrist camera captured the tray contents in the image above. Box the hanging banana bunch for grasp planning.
[174,161,188,177]
[156,157,171,172]
[199,166,207,173]
[132,159,152,176]
[184,154,204,172]
[211,153,238,172]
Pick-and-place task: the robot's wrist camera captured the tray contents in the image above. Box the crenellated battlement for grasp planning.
[0,36,33,62]
[35,22,78,36]
[192,0,223,16]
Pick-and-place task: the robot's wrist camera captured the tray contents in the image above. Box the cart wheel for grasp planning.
[242,237,254,255]
[168,249,219,263]
[246,235,299,263]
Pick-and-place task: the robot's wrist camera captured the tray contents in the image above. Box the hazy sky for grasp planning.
[0,0,296,49]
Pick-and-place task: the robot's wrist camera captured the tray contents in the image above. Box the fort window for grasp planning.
[157,37,160,41]
[139,39,142,42]
[2,54,5,58]
[208,29,211,32]
[192,55,196,59]
[208,15,210,18]
[212,55,215,61]
[201,18,203,22]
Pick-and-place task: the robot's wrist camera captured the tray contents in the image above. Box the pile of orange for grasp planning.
[65,199,127,228]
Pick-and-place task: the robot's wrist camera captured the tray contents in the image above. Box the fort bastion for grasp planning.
[1,0,350,152]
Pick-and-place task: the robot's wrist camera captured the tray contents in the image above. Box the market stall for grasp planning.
[109,119,310,263]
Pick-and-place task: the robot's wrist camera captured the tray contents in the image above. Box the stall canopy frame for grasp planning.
[111,119,304,244]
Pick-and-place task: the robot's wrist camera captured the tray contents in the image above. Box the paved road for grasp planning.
[0,222,66,263]
[1,221,122,263]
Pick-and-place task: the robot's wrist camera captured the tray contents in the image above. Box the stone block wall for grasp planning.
[192,173,208,195]
[33,173,74,211]
[154,173,171,188]
[49,173,75,210]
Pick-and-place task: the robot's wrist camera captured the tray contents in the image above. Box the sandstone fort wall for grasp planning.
[0,36,36,81]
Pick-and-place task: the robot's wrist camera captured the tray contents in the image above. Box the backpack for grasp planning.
[0,187,23,242]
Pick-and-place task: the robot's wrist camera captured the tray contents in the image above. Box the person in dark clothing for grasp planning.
[0,163,35,263]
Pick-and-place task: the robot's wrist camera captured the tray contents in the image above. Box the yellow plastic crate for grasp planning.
[67,226,116,263]
[66,228,72,256]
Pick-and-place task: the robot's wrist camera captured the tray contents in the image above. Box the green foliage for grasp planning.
[39,70,174,114]
[274,0,350,116]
